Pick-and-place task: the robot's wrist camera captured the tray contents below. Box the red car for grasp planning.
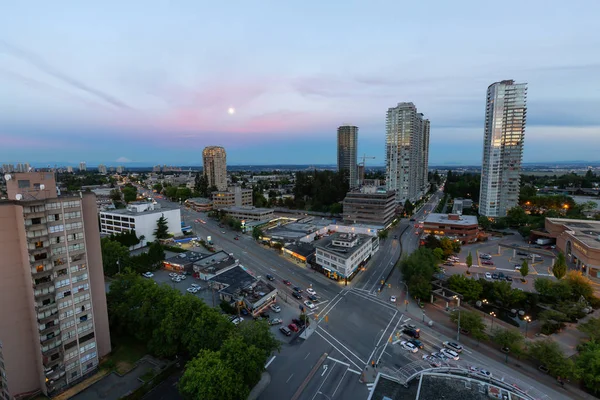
[288,323,299,332]
[482,260,494,265]
[234,236,240,240]
[283,280,291,286]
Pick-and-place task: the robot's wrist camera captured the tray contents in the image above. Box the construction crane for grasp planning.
[358,154,376,186]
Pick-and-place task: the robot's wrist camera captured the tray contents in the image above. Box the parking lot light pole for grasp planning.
[490,312,497,330]
[524,315,531,338]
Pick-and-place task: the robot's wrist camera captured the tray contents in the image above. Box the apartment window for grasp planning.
[71,370,79,379]
[46,202,60,210]
[49,225,64,233]
[78,332,95,344]
[36,264,44,272]
[31,217,42,225]
[79,314,88,323]
[18,180,30,188]
[79,341,96,354]
[47,213,61,222]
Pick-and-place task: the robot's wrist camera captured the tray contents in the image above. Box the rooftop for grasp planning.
[547,218,600,248]
[223,206,274,214]
[185,197,212,204]
[209,265,257,297]
[284,242,316,258]
[193,251,237,273]
[165,251,209,266]
[242,280,277,306]
[101,202,178,217]
[424,213,478,226]
[314,233,371,259]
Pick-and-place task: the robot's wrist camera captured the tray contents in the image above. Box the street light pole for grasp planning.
[490,312,496,330]
[456,308,461,342]
[524,316,531,338]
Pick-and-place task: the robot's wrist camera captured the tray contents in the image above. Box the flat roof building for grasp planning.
[185,197,213,212]
[163,251,210,273]
[545,218,600,281]
[0,173,111,397]
[422,213,479,244]
[192,251,239,280]
[212,187,253,209]
[221,206,274,222]
[99,202,182,246]
[203,146,227,191]
[343,186,396,227]
[314,232,379,281]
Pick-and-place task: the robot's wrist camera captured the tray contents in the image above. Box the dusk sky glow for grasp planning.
[1,1,600,166]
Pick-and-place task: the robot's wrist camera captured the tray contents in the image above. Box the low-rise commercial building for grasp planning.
[185,197,213,212]
[222,206,274,222]
[193,251,239,280]
[208,266,277,316]
[265,218,380,243]
[422,213,479,244]
[163,251,208,273]
[315,232,379,281]
[545,218,600,280]
[343,186,396,227]
[99,202,182,246]
[212,187,252,209]
[283,243,316,264]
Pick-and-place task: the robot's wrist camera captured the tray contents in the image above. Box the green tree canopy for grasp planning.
[252,226,264,240]
[450,310,486,338]
[478,216,492,231]
[576,341,600,394]
[122,186,137,203]
[447,275,483,302]
[552,252,567,280]
[506,206,529,227]
[564,270,594,300]
[154,215,170,239]
[100,237,129,276]
[492,328,524,354]
[520,260,529,279]
[578,317,600,341]
[466,252,473,270]
[529,339,575,379]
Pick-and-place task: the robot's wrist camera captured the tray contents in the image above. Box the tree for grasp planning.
[538,309,568,334]
[492,328,524,354]
[534,278,573,303]
[178,350,249,400]
[220,335,265,388]
[552,252,567,280]
[493,281,526,308]
[564,270,593,300]
[147,241,166,269]
[450,310,486,338]
[447,275,483,302]
[529,339,575,379]
[154,215,170,239]
[576,341,600,394]
[252,227,264,240]
[403,199,415,215]
[478,215,492,231]
[122,186,137,203]
[152,183,163,193]
[378,229,389,240]
[236,320,281,359]
[578,317,600,341]
[466,252,473,274]
[423,234,441,250]
[506,206,528,227]
[408,274,432,301]
[100,238,129,276]
[194,173,209,197]
[433,248,444,261]
[520,260,529,280]
[110,188,122,201]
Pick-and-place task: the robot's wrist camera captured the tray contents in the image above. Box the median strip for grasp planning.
[291,352,329,400]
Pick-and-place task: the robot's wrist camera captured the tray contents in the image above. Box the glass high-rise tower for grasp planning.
[479,80,528,217]
[337,125,358,189]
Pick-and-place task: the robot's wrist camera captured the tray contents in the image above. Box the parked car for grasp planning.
[186,287,196,293]
[482,260,494,266]
[492,273,499,279]
[231,317,244,325]
[191,283,200,288]
[288,323,299,332]
[423,355,441,367]
[505,276,513,282]
[409,339,424,349]
[403,328,420,338]
[259,312,270,320]
[440,348,460,360]
[306,288,316,295]
[179,275,187,280]
[517,251,528,256]
[169,272,178,277]
[303,300,315,309]
[443,341,463,353]
[292,292,302,300]
[479,254,492,260]
[266,274,274,281]
[443,262,454,266]
[283,280,292,286]
[279,326,292,336]
[292,318,306,328]
[142,272,154,278]
[400,341,419,353]
[270,304,281,313]
[514,265,522,270]
[269,318,283,326]
[485,272,492,279]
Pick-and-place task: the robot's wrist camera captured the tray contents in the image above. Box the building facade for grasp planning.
[545,218,600,280]
[479,80,528,218]
[337,125,358,189]
[212,187,253,209]
[184,197,213,212]
[315,233,379,281]
[221,206,274,222]
[385,102,430,204]
[422,213,479,244]
[0,341,10,400]
[99,202,182,245]
[202,146,227,191]
[343,187,396,227]
[97,165,107,175]
[78,162,86,172]
[0,173,111,397]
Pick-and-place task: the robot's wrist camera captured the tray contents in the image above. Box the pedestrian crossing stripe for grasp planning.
[366,383,374,388]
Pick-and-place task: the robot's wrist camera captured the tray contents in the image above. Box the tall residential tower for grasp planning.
[202,146,227,191]
[479,80,527,218]
[337,125,359,188]
[0,172,111,397]
[385,103,430,204]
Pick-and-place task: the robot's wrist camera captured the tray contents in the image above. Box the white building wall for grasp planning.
[100,209,182,246]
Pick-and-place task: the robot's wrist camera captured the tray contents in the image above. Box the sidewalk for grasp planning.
[383,267,596,400]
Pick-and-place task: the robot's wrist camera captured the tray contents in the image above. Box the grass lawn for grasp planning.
[103,335,148,374]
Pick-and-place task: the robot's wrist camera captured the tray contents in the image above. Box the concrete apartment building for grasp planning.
[212,186,253,209]
[99,202,182,246]
[0,172,110,397]
[78,162,86,172]
[0,341,9,400]
[385,102,430,204]
[315,232,379,281]
[343,186,396,227]
[422,213,479,244]
[337,125,359,188]
[203,146,227,191]
[479,80,527,218]
[97,165,107,175]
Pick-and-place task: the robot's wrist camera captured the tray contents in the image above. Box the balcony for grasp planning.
[37,310,59,325]
[40,332,60,346]
[42,343,63,358]
[43,354,63,370]
[45,365,66,382]
[33,278,54,291]
[32,264,53,277]
[35,301,57,314]
[39,323,60,336]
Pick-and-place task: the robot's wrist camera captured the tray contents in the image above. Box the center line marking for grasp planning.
[304,352,311,360]
[286,373,294,383]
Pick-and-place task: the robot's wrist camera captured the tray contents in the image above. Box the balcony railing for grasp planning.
[40,332,60,346]
[35,302,57,314]
[43,355,63,370]
[39,323,60,336]
[42,343,63,358]
[33,279,54,291]
[37,310,59,325]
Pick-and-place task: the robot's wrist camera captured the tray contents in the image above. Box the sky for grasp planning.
[1,1,600,166]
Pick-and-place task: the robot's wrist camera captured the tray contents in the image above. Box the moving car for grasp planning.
[283,280,292,286]
[279,326,292,336]
[266,274,274,281]
[403,328,420,338]
[390,296,397,303]
[303,300,315,309]
[269,318,283,326]
[431,352,448,361]
[292,292,302,300]
[514,264,522,270]
[443,341,463,353]
[308,294,318,302]
[440,348,460,360]
[423,355,441,367]
[270,304,281,313]
[400,341,418,353]
[409,339,424,349]
[293,286,303,293]
[234,236,240,240]
[142,272,154,278]
[288,323,299,332]
[306,288,316,296]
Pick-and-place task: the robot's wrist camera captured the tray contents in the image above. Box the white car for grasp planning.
[270,304,281,313]
[231,317,244,325]
[142,272,154,278]
[303,300,315,309]
[423,355,442,367]
[440,348,460,360]
[400,341,418,353]
[485,272,492,279]
[169,272,177,277]
[191,283,200,288]
[179,275,187,280]
[306,288,316,296]
[186,287,196,293]
[390,296,397,303]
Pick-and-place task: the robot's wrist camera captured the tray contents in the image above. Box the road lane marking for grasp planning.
[286,373,294,383]
[314,330,363,370]
[304,352,311,360]
[376,314,404,365]
[321,364,329,376]
[348,290,397,311]
[367,311,399,363]
[318,328,367,365]
[265,356,276,368]
[347,368,361,375]
[311,364,336,400]
[327,356,350,367]
[331,368,348,398]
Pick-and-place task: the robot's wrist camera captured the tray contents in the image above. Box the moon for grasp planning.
[227,107,236,115]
